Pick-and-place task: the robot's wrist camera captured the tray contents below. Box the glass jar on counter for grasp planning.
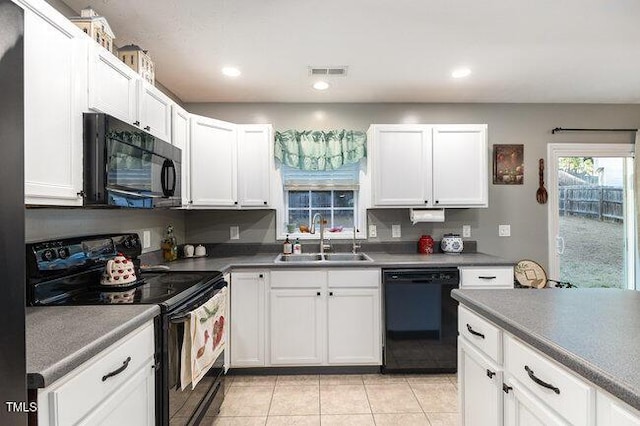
[418,235,434,254]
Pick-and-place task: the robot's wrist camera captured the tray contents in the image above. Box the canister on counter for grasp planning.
[418,235,434,254]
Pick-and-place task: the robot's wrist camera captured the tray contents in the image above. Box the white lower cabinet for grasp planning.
[458,337,503,426]
[36,321,155,426]
[503,376,569,426]
[270,288,324,365]
[230,268,381,368]
[597,390,640,426]
[459,305,638,426]
[230,271,266,367]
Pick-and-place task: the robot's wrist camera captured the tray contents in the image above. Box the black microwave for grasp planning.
[83,113,181,208]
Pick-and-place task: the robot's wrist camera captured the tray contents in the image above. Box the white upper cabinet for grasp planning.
[139,80,172,142]
[237,124,273,207]
[23,0,86,206]
[88,45,174,142]
[432,124,488,207]
[370,125,433,207]
[171,105,191,206]
[369,124,488,208]
[88,43,139,125]
[190,114,238,206]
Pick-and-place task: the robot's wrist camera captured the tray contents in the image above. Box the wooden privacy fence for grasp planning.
[559,185,624,222]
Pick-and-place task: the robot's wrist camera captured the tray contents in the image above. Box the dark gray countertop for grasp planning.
[452,288,640,411]
[26,305,159,389]
[156,252,514,273]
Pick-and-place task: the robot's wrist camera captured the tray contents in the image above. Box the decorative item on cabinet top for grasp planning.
[69,7,116,54]
[119,44,155,85]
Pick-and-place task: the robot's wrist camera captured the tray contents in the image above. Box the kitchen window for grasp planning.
[275,163,369,240]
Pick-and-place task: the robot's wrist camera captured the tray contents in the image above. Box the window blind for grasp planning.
[282,163,360,190]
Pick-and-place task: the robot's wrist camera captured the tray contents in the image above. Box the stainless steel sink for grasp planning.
[273,253,373,263]
[274,253,323,262]
[323,253,373,262]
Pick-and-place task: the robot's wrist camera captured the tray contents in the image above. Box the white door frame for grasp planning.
[547,143,635,288]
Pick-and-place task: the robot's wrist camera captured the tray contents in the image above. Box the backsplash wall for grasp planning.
[184,102,640,268]
[26,209,186,253]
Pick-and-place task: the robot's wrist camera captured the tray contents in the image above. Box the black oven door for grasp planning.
[106,137,181,208]
[167,348,225,426]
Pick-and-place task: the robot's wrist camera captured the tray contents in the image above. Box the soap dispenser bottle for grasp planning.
[161,225,178,262]
[283,235,293,255]
[293,238,302,254]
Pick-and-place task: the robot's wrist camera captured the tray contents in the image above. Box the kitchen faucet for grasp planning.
[310,213,331,255]
[352,226,361,254]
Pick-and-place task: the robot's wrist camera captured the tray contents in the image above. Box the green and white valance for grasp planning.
[274,129,367,171]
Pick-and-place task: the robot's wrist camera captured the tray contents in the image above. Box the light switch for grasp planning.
[392,224,401,238]
[368,225,377,238]
[463,225,471,238]
[499,225,511,237]
[230,226,240,240]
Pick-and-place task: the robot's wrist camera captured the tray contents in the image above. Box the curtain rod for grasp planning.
[551,127,638,134]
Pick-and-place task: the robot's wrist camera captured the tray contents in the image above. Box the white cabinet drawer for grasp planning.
[270,269,326,288]
[458,305,502,363]
[504,335,595,426]
[459,266,514,289]
[328,269,380,288]
[50,322,155,426]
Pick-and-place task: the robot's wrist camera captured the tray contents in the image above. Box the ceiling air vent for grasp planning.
[309,66,348,77]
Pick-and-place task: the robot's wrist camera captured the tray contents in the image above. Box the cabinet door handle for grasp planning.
[424,200,429,204]
[502,384,513,394]
[329,292,334,296]
[316,292,321,296]
[263,201,268,205]
[466,324,485,339]
[479,276,497,280]
[259,274,264,278]
[102,356,131,382]
[486,369,496,379]
[524,365,560,394]
[133,121,140,126]
[435,200,439,204]
[144,125,151,131]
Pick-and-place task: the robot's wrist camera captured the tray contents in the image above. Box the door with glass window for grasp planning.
[548,144,635,289]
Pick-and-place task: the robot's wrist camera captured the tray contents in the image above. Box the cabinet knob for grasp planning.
[189,200,193,204]
[76,190,86,198]
[144,125,151,131]
[486,369,496,379]
[316,292,321,296]
[234,201,238,205]
[502,384,513,394]
[133,120,140,126]
[329,292,334,296]
[424,200,428,204]
[263,201,267,205]
[435,200,439,204]
[259,274,263,278]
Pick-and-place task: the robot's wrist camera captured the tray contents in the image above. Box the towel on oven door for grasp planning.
[180,287,227,390]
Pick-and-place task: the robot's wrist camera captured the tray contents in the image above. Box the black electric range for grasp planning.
[26,233,227,426]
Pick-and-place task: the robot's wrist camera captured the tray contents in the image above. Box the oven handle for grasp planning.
[169,282,227,324]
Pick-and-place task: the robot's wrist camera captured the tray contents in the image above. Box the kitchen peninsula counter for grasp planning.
[452,288,640,411]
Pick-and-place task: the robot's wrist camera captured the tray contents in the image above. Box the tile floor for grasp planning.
[208,373,459,425]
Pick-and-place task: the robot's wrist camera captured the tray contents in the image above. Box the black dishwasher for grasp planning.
[382,268,459,374]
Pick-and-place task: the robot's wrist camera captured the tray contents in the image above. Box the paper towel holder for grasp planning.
[410,208,445,224]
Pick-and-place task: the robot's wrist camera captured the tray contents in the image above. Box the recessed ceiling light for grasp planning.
[451,68,471,79]
[222,66,241,77]
[313,81,330,91]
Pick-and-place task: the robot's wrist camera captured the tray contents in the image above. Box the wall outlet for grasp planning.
[142,230,151,249]
[368,225,377,238]
[230,226,240,240]
[392,224,401,238]
[498,224,511,237]
[462,225,471,238]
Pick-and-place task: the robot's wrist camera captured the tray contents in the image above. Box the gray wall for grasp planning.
[184,103,640,267]
[26,209,186,253]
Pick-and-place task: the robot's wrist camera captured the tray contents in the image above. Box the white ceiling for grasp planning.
[62,0,640,103]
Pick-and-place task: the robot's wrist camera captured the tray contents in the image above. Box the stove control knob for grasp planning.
[123,239,132,248]
[42,249,56,261]
[57,248,69,259]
